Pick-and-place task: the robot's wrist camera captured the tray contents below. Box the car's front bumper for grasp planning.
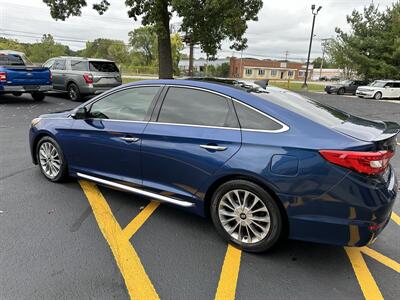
[1,85,52,93]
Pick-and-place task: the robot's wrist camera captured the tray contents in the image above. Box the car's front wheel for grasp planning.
[36,136,68,182]
[337,88,345,95]
[374,92,382,100]
[210,180,283,252]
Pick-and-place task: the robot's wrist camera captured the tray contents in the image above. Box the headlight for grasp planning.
[31,118,41,127]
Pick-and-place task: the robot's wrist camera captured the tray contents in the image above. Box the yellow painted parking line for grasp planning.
[215,244,242,300]
[122,201,160,240]
[344,247,384,300]
[360,247,400,273]
[391,211,400,225]
[79,180,160,300]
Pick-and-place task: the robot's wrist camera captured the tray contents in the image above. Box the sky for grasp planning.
[0,0,397,62]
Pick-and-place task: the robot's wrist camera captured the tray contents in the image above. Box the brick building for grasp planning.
[229,57,313,81]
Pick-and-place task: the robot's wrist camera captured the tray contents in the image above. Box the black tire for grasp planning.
[337,88,345,95]
[67,83,81,101]
[210,180,283,253]
[12,92,22,96]
[31,92,45,102]
[36,136,68,182]
[374,92,382,100]
[326,91,332,94]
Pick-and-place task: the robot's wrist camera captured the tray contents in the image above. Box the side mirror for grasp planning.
[71,107,88,119]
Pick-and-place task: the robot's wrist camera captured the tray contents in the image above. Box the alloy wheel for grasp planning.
[39,142,61,179]
[218,189,271,244]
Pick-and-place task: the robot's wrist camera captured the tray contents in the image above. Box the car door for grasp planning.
[392,82,400,98]
[51,59,66,90]
[141,86,242,204]
[383,82,395,98]
[65,85,161,186]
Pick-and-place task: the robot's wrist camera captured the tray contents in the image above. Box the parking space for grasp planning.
[1,92,399,300]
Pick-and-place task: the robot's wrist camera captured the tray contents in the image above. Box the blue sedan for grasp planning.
[29,80,398,252]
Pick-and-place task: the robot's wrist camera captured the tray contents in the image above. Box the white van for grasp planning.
[356,80,400,100]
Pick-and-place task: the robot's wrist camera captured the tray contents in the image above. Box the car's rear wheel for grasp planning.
[374,92,382,100]
[210,180,283,252]
[31,92,45,102]
[337,88,345,95]
[68,83,81,101]
[36,136,68,182]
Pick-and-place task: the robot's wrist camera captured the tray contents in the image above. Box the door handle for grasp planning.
[199,144,227,151]
[120,136,140,143]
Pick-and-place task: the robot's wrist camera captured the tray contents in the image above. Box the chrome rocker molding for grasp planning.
[77,172,195,208]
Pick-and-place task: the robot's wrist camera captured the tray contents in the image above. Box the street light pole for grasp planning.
[302,4,322,88]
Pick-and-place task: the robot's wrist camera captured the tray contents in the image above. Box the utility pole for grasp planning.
[319,38,331,79]
[302,4,322,88]
[188,39,194,77]
[284,50,289,62]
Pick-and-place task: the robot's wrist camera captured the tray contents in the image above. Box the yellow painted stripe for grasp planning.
[344,247,383,300]
[79,180,160,300]
[215,244,242,300]
[391,211,400,226]
[122,201,160,240]
[361,247,400,273]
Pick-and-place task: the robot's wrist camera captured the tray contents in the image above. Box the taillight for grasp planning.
[0,71,6,82]
[319,150,394,175]
[83,73,93,84]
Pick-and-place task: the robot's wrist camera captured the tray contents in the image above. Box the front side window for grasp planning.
[43,59,54,68]
[233,101,284,131]
[89,86,160,121]
[158,87,238,128]
[71,60,88,71]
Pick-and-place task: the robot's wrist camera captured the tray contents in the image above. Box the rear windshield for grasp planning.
[255,92,349,128]
[89,61,119,72]
[0,54,25,66]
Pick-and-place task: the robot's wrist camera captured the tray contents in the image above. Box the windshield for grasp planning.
[370,81,386,87]
[89,61,119,72]
[339,80,352,85]
[255,92,349,128]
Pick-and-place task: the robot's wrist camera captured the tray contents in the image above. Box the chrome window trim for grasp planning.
[68,83,290,133]
[77,172,195,208]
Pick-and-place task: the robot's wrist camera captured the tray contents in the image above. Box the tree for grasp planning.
[42,0,262,79]
[129,26,157,65]
[328,3,400,80]
[170,33,184,76]
[82,38,129,64]
[25,34,71,62]
[312,57,335,69]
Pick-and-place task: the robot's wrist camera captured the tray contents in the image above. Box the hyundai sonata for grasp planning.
[29,80,398,252]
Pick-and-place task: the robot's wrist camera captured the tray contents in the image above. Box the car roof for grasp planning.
[50,56,114,62]
[0,50,25,56]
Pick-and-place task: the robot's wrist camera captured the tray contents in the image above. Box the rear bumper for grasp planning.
[285,166,397,247]
[0,85,52,93]
[356,91,374,98]
[79,83,121,95]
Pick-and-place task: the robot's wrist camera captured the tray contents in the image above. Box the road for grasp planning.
[0,91,399,300]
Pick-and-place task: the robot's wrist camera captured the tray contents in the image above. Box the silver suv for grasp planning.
[43,56,122,101]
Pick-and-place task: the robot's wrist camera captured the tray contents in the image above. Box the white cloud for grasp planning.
[1,0,396,61]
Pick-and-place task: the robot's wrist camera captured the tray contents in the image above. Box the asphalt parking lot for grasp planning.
[1,91,399,300]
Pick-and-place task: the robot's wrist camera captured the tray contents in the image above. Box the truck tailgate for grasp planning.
[4,66,51,86]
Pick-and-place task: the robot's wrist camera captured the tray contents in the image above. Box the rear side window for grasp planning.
[233,101,284,131]
[157,87,238,128]
[71,60,88,71]
[89,61,119,72]
[392,82,400,88]
[0,54,25,66]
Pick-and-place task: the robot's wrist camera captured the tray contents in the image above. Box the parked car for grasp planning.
[356,80,400,100]
[325,80,369,95]
[43,56,122,101]
[29,79,398,252]
[0,50,52,101]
